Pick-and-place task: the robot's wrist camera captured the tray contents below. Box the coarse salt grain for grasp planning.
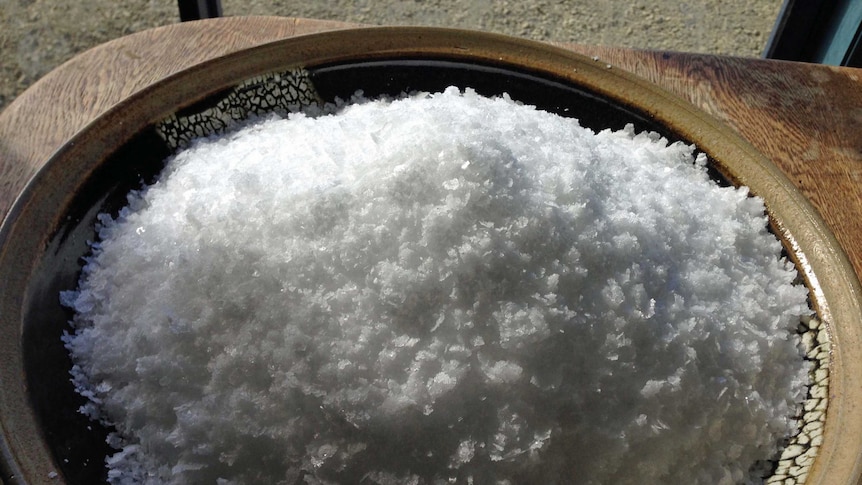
[62,87,811,484]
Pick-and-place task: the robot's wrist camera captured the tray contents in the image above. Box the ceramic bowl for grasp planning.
[1,27,861,484]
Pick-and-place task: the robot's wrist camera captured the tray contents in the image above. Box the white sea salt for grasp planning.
[62,87,811,484]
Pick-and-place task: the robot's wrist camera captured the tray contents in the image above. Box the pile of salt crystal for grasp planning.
[62,87,810,484]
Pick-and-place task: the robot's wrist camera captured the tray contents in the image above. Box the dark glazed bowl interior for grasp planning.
[2,27,860,485]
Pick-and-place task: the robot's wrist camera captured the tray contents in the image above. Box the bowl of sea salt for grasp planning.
[0,27,860,485]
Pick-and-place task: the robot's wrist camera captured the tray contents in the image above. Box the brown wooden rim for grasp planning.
[1,26,861,484]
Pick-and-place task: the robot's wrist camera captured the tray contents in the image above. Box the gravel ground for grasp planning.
[0,0,782,116]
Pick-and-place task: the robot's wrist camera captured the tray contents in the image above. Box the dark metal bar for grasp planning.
[178,0,223,22]
[764,0,862,67]
[840,18,862,67]
[763,0,838,62]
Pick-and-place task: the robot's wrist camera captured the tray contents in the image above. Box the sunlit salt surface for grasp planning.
[62,87,811,484]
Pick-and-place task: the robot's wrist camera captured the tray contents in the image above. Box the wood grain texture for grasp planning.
[1,16,860,286]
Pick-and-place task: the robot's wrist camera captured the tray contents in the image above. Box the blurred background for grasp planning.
[0,0,783,114]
